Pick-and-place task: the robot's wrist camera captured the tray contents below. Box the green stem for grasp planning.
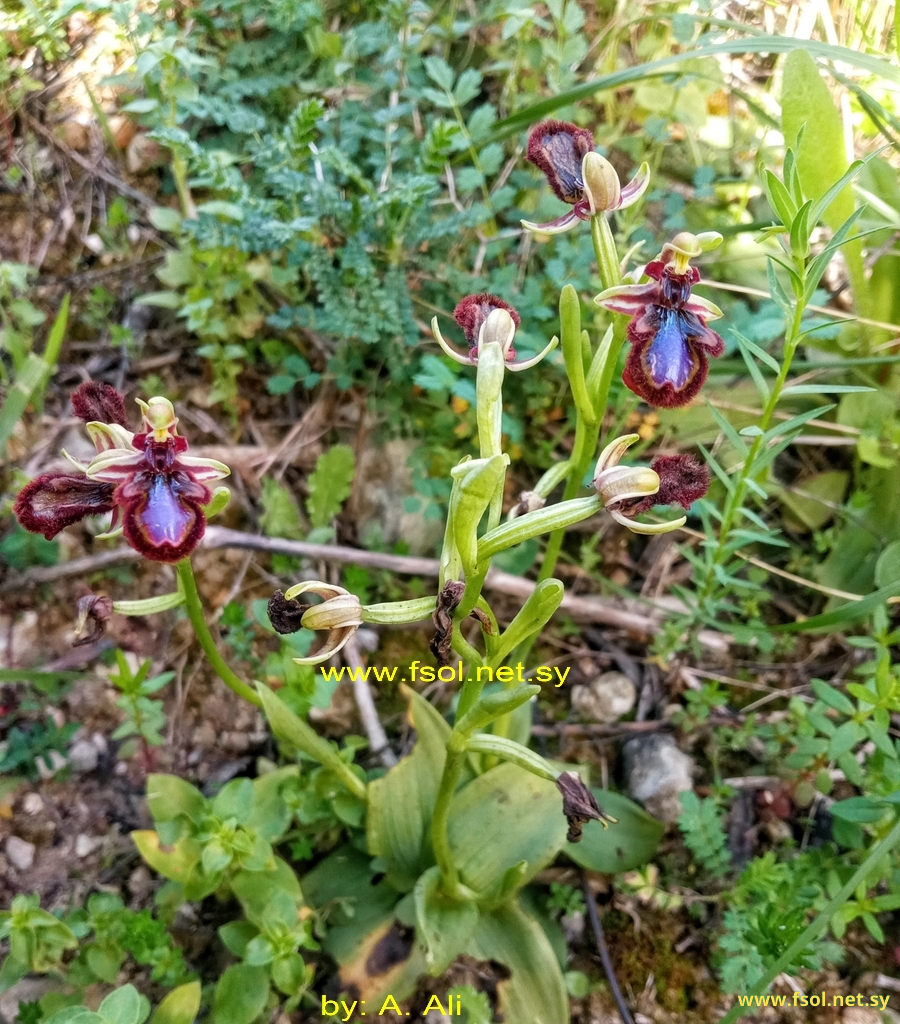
[719,814,900,1024]
[429,748,467,899]
[175,560,262,708]
[696,274,806,614]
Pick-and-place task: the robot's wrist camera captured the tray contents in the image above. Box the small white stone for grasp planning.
[75,834,103,858]
[68,739,99,773]
[6,836,36,871]
[22,793,43,816]
[625,734,695,823]
[571,671,636,723]
[90,732,108,755]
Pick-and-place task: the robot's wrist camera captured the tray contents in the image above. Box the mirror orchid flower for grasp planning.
[431,293,557,372]
[522,120,650,234]
[596,232,725,408]
[594,434,709,535]
[13,383,230,563]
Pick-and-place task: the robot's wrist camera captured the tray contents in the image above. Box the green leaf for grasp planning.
[447,763,566,899]
[99,985,145,1024]
[218,921,258,958]
[414,865,479,975]
[149,982,202,1024]
[774,578,900,633]
[464,735,557,782]
[781,49,866,311]
[778,470,848,533]
[564,789,664,874]
[211,965,269,1024]
[467,902,568,1024]
[830,797,887,823]
[146,775,205,824]
[260,477,304,540]
[301,847,399,965]
[131,832,203,889]
[423,55,454,91]
[148,207,182,233]
[875,540,900,588]
[247,765,297,841]
[781,385,875,395]
[367,687,450,890]
[307,445,355,528]
[810,680,854,715]
[212,778,254,825]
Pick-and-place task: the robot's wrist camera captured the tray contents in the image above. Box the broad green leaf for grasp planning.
[302,847,399,964]
[247,765,298,841]
[146,775,205,824]
[149,982,201,1024]
[830,797,888,823]
[781,50,865,315]
[447,763,566,899]
[467,902,568,1024]
[218,921,258,958]
[212,778,254,825]
[414,866,479,975]
[99,985,145,1024]
[778,470,848,533]
[367,686,450,890]
[875,540,900,588]
[232,857,302,925]
[211,965,269,1024]
[307,445,355,528]
[131,832,201,886]
[810,680,855,715]
[564,789,664,874]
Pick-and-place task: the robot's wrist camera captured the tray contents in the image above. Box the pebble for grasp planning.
[75,834,103,858]
[22,793,43,815]
[68,739,99,774]
[6,836,36,871]
[624,734,695,822]
[571,671,636,723]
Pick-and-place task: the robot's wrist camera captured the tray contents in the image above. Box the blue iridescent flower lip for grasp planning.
[595,233,725,408]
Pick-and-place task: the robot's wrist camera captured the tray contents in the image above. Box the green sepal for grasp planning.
[559,285,595,425]
[452,455,509,578]
[113,592,186,616]
[491,579,564,664]
[454,685,539,739]
[465,734,557,783]
[478,495,601,560]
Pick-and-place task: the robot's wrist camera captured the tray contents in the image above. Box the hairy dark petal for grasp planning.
[268,591,309,635]
[453,293,521,346]
[526,119,594,205]
[431,580,465,666]
[71,381,128,427]
[13,473,116,540]
[555,771,609,844]
[614,454,710,519]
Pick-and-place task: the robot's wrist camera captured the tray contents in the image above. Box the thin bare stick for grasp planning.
[582,875,635,1024]
[342,635,397,769]
[6,526,668,638]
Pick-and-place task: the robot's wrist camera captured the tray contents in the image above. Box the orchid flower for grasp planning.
[596,232,725,408]
[14,383,230,563]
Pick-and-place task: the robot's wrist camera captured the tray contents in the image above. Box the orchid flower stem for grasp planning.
[696,262,806,615]
[175,559,262,708]
[430,748,467,900]
[718,814,900,1024]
